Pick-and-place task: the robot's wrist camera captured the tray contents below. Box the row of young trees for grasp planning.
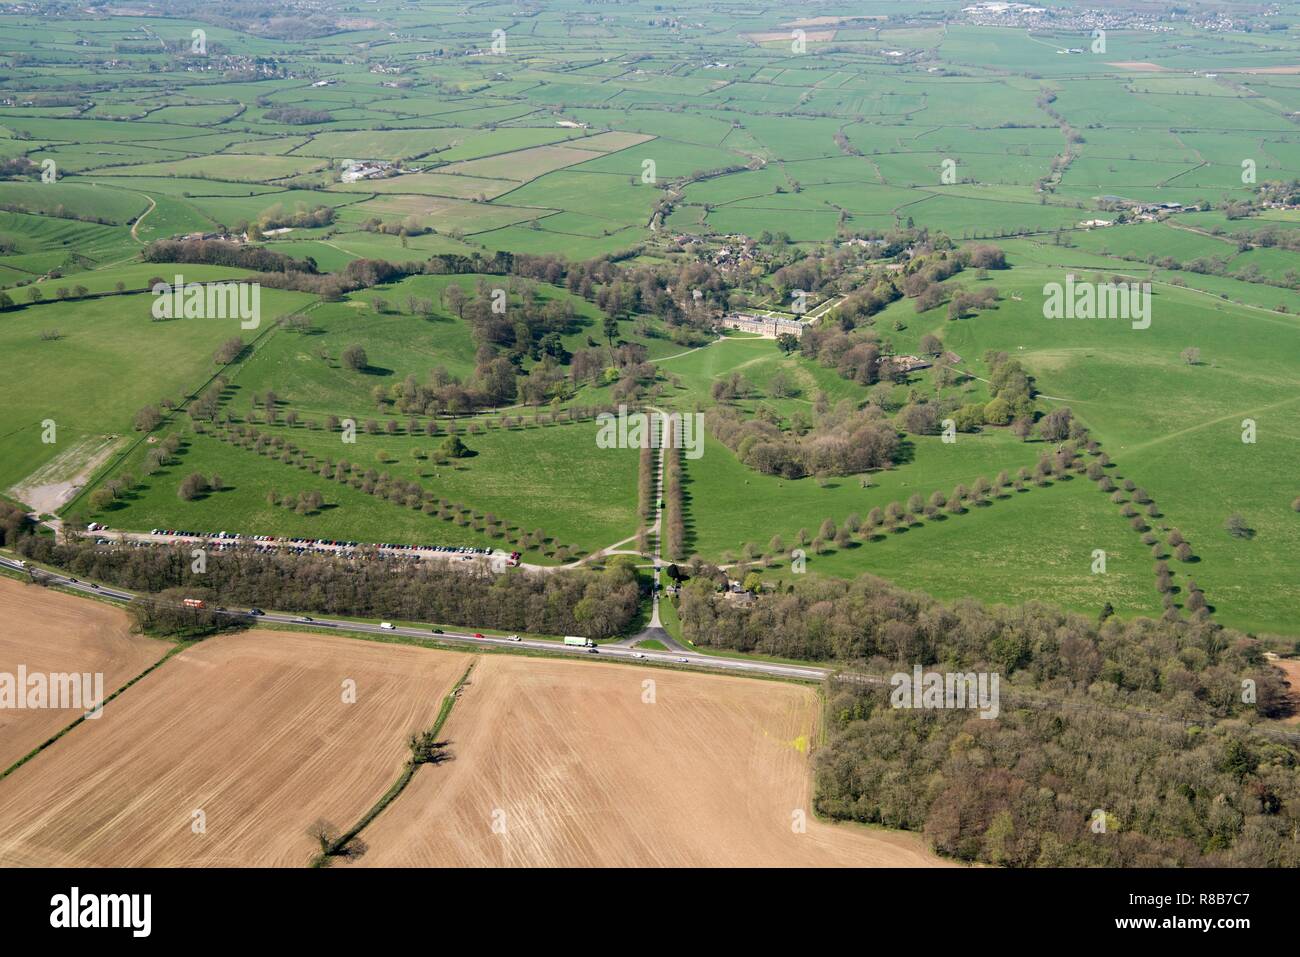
[638,439,655,526]
[662,417,685,562]
[714,445,1092,569]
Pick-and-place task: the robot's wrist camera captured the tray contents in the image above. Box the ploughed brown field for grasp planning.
[0,576,167,770]
[0,629,470,866]
[353,656,950,867]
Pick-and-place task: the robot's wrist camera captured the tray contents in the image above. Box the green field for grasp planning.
[1,0,1297,642]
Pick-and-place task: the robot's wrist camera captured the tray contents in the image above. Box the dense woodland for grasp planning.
[817,681,1299,867]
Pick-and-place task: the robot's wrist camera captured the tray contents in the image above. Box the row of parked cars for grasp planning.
[140,528,501,559]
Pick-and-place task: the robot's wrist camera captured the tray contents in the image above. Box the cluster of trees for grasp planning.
[265,487,324,514]
[708,401,899,479]
[817,680,1299,867]
[451,277,583,366]
[213,337,246,364]
[0,156,38,179]
[177,471,220,501]
[358,215,428,237]
[898,352,1041,435]
[133,404,163,431]
[18,537,640,639]
[511,252,728,337]
[264,107,332,125]
[0,502,30,545]
[143,239,316,274]
[250,203,336,233]
[127,587,247,639]
[796,324,890,386]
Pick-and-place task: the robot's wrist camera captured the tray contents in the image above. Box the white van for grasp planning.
[379,622,395,630]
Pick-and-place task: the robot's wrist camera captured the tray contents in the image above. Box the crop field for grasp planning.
[0,577,167,770]
[0,628,472,867]
[351,655,949,867]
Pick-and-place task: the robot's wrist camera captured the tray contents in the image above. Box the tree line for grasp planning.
[14,536,642,639]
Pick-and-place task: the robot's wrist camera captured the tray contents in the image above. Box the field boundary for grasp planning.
[312,659,477,867]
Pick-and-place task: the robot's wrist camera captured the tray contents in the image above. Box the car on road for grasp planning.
[379,622,395,630]
[631,652,645,658]
[431,628,443,634]
[295,616,313,623]
[249,608,264,616]
[473,632,484,639]
[675,657,689,663]
[506,634,521,642]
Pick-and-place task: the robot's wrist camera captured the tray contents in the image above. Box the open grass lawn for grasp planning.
[0,288,314,492]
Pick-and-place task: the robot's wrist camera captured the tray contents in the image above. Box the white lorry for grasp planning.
[563,635,594,648]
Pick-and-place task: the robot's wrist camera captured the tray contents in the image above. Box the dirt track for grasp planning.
[0,576,166,770]
[354,656,951,867]
[1273,657,1300,725]
[0,630,470,866]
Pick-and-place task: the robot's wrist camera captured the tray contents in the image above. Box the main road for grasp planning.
[5,554,1298,745]
[0,554,829,683]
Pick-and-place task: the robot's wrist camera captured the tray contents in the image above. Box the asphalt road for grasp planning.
[0,555,830,682]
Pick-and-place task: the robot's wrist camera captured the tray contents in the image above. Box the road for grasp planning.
[6,553,1298,745]
[0,555,827,683]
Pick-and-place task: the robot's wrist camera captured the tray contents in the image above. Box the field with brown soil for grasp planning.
[1271,656,1300,725]
[0,576,167,770]
[353,656,950,867]
[0,629,470,866]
